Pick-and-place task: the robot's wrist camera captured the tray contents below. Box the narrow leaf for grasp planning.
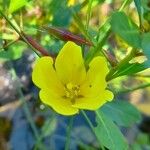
[134,0,142,27]
[9,0,28,13]
[112,62,147,78]
[141,32,150,66]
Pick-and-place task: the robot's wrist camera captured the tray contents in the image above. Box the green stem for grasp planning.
[97,0,131,39]
[87,0,132,65]
[118,83,150,93]
[34,114,55,150]
[74,140,96,150]
[0,39,19,51]
[119,0,131,11]
[10,63,47,150]
[81,111,95,132]
[132,74,150,78]
[0,10,40,57]
[86,0,93,32]
[81,110,105,150]
[65,116,74,150]
[95,111,110,150]
[148,135,150,145]
[73,13,93,43]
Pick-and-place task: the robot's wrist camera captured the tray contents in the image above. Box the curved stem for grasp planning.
[65,116,74,150]
[118,83,150,93]
[81,110,105,150]
[0,39,19,51]
[86,0,93,32]
[9,62,47,150]
[119,0,131,11]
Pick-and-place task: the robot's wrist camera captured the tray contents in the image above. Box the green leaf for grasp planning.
[9,0,28,13]
[134,0,142,26]
[112,62,148,78]
[131,143,142,150]
[49,0,72,27]
[85,21,111,64]
[0,42,25,60]
[94,110,128,150]
[141,32,150,66]
[137,133,150,145]
[101,101,141,127]
[141,0,150,22]
[111,11,141,48]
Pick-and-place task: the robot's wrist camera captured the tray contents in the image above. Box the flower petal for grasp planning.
[72,90,114,110]
[32,56,64,95]
[68,0,75,6]
[80,56,109,98]
[55,41,86,85]
[40,89,79,115]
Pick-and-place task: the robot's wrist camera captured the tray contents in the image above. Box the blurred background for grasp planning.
[0,0,150,149]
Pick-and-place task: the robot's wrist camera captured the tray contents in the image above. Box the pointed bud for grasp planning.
[42,26,93,46]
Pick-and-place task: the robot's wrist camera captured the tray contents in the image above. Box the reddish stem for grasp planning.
[22,33,55,57]
[42,26,93,46]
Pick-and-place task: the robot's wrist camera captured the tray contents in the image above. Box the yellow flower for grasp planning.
[32,41,113,115]
[68,0,75,7]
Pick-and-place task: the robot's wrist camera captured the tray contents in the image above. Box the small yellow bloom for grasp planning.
[32,42,113,115]
[68,0,75,7]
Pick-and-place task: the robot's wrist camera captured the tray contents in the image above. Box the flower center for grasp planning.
[65,83,80,104]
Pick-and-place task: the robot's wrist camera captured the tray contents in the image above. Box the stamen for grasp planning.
[64,83,80,103]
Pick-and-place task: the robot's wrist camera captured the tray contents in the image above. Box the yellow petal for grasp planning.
[55,41,86,85]
[68,0,75,6]
[32,57,64,95]
[72,90,114,110]
[80,56,109,98]
[40,89,79,115]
